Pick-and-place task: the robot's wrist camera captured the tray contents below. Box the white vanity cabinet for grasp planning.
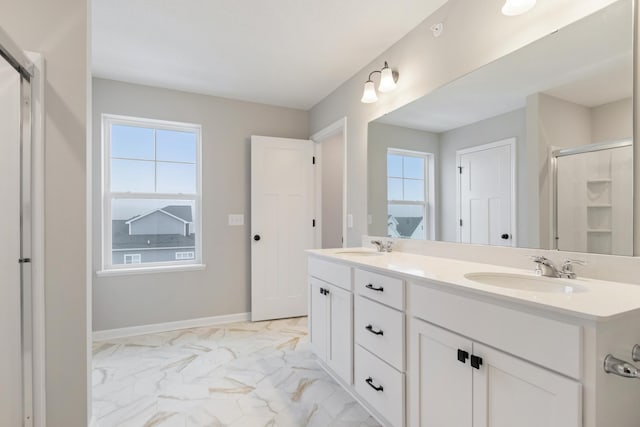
[308,258,353,384]
[307,250,640,427]
[410,318,581,427]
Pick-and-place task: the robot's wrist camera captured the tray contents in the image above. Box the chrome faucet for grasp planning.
[559,259,587,279]
[371,240,393,253]
[530,256,561,278]
[531,256,586,279]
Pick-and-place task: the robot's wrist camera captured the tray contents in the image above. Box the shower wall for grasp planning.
[557,145,633,255]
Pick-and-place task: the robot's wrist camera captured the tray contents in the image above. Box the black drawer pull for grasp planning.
[365,377,384,392]
[365,324,384,336]
[365,283,384,292]
[471,355,483,370]
[457,349,469,364]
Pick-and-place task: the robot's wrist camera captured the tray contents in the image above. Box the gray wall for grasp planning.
[367,122,439,237]
[92,78,309,331]
[309,0,619,247]
[439,109,528,245]
[591,97,633,143]
[0,1,89,425]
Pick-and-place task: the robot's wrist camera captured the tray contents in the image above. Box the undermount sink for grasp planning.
[464,272,588,294]
[334,249,384,256]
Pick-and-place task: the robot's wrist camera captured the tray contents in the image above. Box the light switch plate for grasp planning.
[228,214,244,226]
[347,214,354,229]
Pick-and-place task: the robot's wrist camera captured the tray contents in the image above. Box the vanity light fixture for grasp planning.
[361,61,399,104]
[501,0,536,16]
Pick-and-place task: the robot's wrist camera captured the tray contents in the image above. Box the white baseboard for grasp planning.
[92,312,251,341]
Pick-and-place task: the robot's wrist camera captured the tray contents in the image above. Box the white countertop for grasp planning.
[307,248,640,320]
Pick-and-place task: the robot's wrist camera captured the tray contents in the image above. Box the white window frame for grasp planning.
[124,254,142,264]
[175,251,195,260]
[101,114,203,272]
[387,149,436,240]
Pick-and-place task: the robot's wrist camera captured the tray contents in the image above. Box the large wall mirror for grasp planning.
[367,0,634,255]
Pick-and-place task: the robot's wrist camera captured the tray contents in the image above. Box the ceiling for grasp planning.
[92,0,448,110]
[376,0,632,133]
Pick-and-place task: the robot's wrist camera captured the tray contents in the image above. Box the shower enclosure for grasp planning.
[554,140,633,255]
[0,29,34,426]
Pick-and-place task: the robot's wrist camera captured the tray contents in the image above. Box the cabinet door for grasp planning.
[472,343,581,427]
[328,284,353,384]
[309,278,328,361]
[409,318,473,427]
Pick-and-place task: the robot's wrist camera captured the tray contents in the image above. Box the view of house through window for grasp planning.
[103,115,201,268]
[387,150,429,240]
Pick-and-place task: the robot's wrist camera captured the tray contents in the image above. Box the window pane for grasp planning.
[388,204,425,239]
[387,154,403,177]
[404,179,425,201]
[111,159,155,192]
[387,178,403,201]
[111,125,154,160]
[157,129,197,163]
[404,156,424,179]
[156,162,196,194]
[111,198,196,265]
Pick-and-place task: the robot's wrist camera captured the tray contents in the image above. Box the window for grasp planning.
[103,115,201,270]
[124,254,142,264]
[175,251,195,260]
[387,149,434,240]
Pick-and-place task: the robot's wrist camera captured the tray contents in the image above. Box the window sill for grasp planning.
[96,264,206,277]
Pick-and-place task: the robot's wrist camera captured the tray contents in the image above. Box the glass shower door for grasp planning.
[0,52,26,426]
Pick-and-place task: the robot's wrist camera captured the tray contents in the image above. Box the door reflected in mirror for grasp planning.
[367,0,634,255]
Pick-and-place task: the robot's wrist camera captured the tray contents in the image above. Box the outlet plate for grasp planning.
[228,214,244,226]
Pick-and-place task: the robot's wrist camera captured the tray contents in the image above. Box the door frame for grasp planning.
[310,117,347,248]
[455,138,517,246]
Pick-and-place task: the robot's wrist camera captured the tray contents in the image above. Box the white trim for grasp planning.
[92,312,251,341]
[311,117,348,248]
[456,138,517,246]
[125,208,189,225]
[96,263,206,277]
[25,51,45,427]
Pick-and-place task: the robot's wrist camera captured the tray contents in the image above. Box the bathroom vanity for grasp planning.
[307,248,640,427]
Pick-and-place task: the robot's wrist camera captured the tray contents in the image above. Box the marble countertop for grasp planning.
[307,248,640,321]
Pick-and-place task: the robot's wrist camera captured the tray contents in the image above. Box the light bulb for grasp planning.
[361,80,378,103]
[502,0,536,16]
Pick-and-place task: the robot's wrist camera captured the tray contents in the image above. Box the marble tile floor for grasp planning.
[92,317,381,427]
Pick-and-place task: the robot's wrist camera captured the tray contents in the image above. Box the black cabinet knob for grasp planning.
[457,349,469,364]
[253,234,261,241]
[501,233,510,240]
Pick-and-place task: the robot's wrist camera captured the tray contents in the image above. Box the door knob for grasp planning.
[253,234,261,241]
[501,233,511,240]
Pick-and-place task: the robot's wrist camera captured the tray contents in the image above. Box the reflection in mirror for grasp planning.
[367,0,633,255]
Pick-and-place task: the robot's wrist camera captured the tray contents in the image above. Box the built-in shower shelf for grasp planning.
[587,179,612,183]
[587,229,612,233]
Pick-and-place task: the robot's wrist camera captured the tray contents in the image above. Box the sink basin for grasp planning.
[464,272,588,294]
[334,250,384,257]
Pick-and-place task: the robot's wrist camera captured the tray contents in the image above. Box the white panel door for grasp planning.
[327,284,353,384]
[0,54,24,427]
[472,343,581,427]
[251,136,315,321]
[410,318,473,427]
[458,139,515,246]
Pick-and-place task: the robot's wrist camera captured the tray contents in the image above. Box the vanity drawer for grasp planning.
[309,257,351,291]
[355,295,405,371]
[355,268,404,310]
[410,282,582,380]
[355,345,405,427]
